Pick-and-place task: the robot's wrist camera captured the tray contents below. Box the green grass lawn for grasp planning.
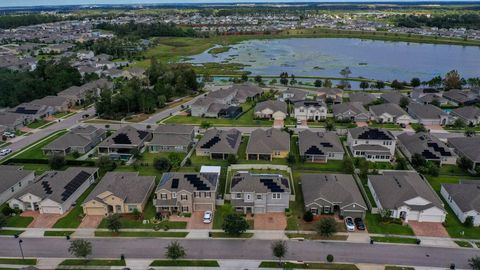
[212,204,234,230]
[0,230,24,236]
[259,261,359,270]
[95,231,188,237]
[384,266,415,270]
[371,236,418,244]
[97,217,187,229]
[365,213,414,236]
[5,215,33,228]
[210,232,254,238]
[455,240,474,248]
[286,233,348,240]
[53,183,97,228]
[59,259,125,266]
[150,260,219,267]
[0,258,37,265]
[14,163,51,175]
[26,119,51,129]
[43,231,74,237]
[368,122,402,130]
[438,164,471,176]
[14,130,67,160]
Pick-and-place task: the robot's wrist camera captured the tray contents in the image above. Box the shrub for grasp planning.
[326,254,334,263]
[154,157,171,172]
[464,216,474,228]
[315,217,337,237]
[303,211,314,222]
[49,154,66,169]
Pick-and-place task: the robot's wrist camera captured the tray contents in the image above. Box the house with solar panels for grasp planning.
[8,167,98,214]
[397,132,457,166]
[230,171,290,214]
[154,166,220,213]
[97,125,152,160]
[347,127,396,162]
[196,128,242,160]
[8,103,55,123]
[298,130,344,162]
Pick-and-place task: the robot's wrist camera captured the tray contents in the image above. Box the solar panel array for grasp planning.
[171,178,179,189]
[305,146,325,155]
[231,175,243,188]
[137,130,149,140]
[260,178,284,192]
[226,133,239,148]
[112,133,132,144]
[280,178,290,188]
[60,171,91,201]
[14,107,38,114]
[201,136,221,149]
[184,174,210,191]
[320,142,333,148]
[357,129,391,140]
[422,149,440,160]
[427,142,452,157]
[41,181,53,194]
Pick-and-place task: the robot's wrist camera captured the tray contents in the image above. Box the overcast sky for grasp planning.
[0,0,475,8]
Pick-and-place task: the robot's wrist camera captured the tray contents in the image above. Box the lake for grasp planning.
[184,38,480,81]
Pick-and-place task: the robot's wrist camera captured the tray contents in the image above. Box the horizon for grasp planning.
[1,0,479,8]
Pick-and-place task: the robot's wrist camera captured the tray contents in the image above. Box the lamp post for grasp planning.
[18,239,24,259]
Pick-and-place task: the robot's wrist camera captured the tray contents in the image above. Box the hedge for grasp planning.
[5,158,96,167]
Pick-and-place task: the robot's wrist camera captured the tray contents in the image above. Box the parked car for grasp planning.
[400,123,406,128]
[354,218,366,230]
[0,148,12,156]
[203,211,213,224]
[344,216,355,232]
[2,132,15,138]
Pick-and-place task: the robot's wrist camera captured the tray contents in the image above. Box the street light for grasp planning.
[18,239,24,259]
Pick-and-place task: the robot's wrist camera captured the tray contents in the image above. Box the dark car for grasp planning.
[354,218,366,230]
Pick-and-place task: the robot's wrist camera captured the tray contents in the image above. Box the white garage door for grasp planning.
[194,203,213,211]
[41,206,61,214]
[254,207,265,214]
[420,214,444,223]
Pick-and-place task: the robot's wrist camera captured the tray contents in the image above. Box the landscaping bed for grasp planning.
[285,233,348,241]
[150,260,219,267]
[364,214,414,236]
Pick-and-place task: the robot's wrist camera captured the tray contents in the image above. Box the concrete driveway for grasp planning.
[79,215,104,229]
[187,212,212,230]
[22,211,62,228]
[409,221,449,238]
[254,213,287,230]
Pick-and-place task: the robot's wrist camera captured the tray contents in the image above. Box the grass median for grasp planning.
[94,231,188,238]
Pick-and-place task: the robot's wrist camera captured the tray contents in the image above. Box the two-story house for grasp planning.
[293,100,327,121]
[347,127,396,162]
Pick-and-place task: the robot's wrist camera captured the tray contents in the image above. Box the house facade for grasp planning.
[441,182,480,226]
[298,130,344,162]
[0,166,35,205]
[254,100,288,120]
[293,100,327,121]
[347,127,396,162]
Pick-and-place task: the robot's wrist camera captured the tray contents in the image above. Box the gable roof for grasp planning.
[298,130,344,156]
[157,172,219,193]
[301,173,366,210]
[448,136,480,163]
[43,125,105,151]
[370,103,408,118]
[255,100,287,114]
[231,172,290,193]
[407,102,447,120]
[247,128,290,154]
[348,127,394,141]
[451,106,480,120]
[348,92,377,105]
[380,91,408,105]
[332,102,368,116]
[443,89,478,104]
[293,100,326,109]
[0,165,34,194]
[196,128,241,154]
[85,172,155,204]
[31,95,69,108]
[153,124,194,135]
[98,125,150,148]
[442,181,480,213]
[398,132,455,161]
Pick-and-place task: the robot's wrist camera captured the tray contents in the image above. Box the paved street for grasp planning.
[0,238,478,268]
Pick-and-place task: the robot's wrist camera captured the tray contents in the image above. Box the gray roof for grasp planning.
[293,100,326,109]
[10,103,50,115]
[59,79,112,97]
[443,89,477,104]
[229,84,264,101]
[298,130,344,156]
[283,88,309,102]
[156,172,219,192]
[348,127,395,141]
[84,172,155,204]
[191,96,216,108]
[0,112,24,126]
[98,125,150,148]
[407,103,446,120]
[451,106,480,120]
[352,144,390,152]
[231,172,290,193]
[43,125,105,151]
[332,102,368,116]
[247,128,290,154]
[153,124,194,135]
[448,136,480,163]
[206,88,236,100]
[301,173,367,210]
[397,132,455,161]
[418,94,447,104]
[368,171,444,211]
[15,167,98,204]
[0,165,34,194]
[348,92,377,105]
[442,182,480,213]
[370,103,408,118]
[31,95,69,108]
[255,100,287,114]
[196,128,242,154]
[150,134,192,148]
[380,91,408,105]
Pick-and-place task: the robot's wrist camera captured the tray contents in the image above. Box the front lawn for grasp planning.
[0,230,24,236]
[26,119,51,129]
[97,217,187,229]
[371,236,418,244]
[259,261,359,270]
[5,215,33,228]
[14,130,67,159]
[53,183,97,228]
[0,258,37,265]
[150,260,219,267]
[286,233,348,240]
[210,232,254,238]
[95,231,188,237]
[364,213,414,236]
[438,165,471,176]
[384,267,415,270]
[43,231,74,237]
[212,204,234,230]
[59,259,125,266]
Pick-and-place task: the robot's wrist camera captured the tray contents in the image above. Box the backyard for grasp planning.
[14,130,68,160]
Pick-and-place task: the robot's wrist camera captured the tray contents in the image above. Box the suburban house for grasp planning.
[230,171,290,214]
[448,137,480,171]
[301,173,367,218]
[148,124,195,153]
[369,103,413,125]
[397,132,456,166]
[348,92,377,105]
[228,84,264,104]
[407,103,449,126]
[246,128,290,161]
[42,125,106,156]
[451,106,480,126]
[8,167,99,214]
[298,130,344,162]
[347,127,396,162]
[190,97,228,118]
[332,102,370,122]
[82,172,155,216]
[317,88,343,104]
[417,94,449,106]
[281,88,309,102]
[441,181,480,226]
[30,96,70,113]
[443,89,479,106]
[380,91,410,105]
[0,112,26,131]
[9,103,54,122]
[154,166,220,213]
[58,79,113,105]
[368,171,446,223]
[293,100,327,121]
[254,100,288,120]
[0,165,35,204]
[97,125,152,160]
[196,128,242,159]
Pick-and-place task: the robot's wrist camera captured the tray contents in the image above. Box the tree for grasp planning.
[165,241,186,262]
[325,119,335,131]
[315,217,337,237]
[254,75,262,84]
[378,209,392,222]
[469,256,480,270]
[399,96,410,109]
[427,162,439,176]
[241,73,248,82]
[96,155,116,173]
[342,156,355,174]
[48,154,66,170]
[464,216,474,228]
[303,211,314,222]
[200,121,211,129]
[106,214,122,233]
[412,123,428,133]
[359,81,369,90]
[168,152,184,168]
[222,213,249,236]
[132,208,141,220]
[287,152,296,164]
[443,70,462,90]
[324,79,333,88]
[279,72,289,86]
[0,214,6,228]
[411,153,426,167]
[375,81,385,90]
[453,118,467,129]
[340,67,351,78]
[410,77,421,87]
[314,79,323,87]
[326,254,334,263]
[465,128,476,137]
[430,98,441,107]
[395,157,408,170]
[271,240,288,266]
[227,154,237,165]
[68,239,92,259]
[457,156,473,171]
[154,157,171,172]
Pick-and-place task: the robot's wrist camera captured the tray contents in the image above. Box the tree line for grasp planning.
[0,14,64,29]
[395,13,480,30]
[95,21,199,39]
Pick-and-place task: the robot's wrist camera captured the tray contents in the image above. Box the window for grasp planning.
[205,192,211,198]
[180,194,188,201]
[128,205,138,212]
[18,182,21,187]
[181,206,189,212]
[160,193,167,200]
[246,194,251,200]
[236,193,242,199]
[256,194,262,200]
[11,187,14,192]
[172,192,176,199]
[272,193,281,199]
[115,205,122,212]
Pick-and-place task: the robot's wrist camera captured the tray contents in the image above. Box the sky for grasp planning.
[0,0,476,7]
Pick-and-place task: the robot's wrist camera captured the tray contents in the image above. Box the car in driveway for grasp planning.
[203,211,213,224]
[2,132,15,138]
[344,216,355,232]
[0,148,12,156]
[354,217,366,230]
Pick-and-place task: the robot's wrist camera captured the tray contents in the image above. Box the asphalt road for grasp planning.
[0,238,478,268]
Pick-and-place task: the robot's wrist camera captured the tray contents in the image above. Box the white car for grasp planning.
[0,148,12,156]
[344,216,355,232]
[203,211,213,224]
[2,132,15,138]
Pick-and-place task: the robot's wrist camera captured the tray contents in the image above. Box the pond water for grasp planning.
[184,38,480,81]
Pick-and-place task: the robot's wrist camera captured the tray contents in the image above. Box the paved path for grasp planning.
[0,238,478,268]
